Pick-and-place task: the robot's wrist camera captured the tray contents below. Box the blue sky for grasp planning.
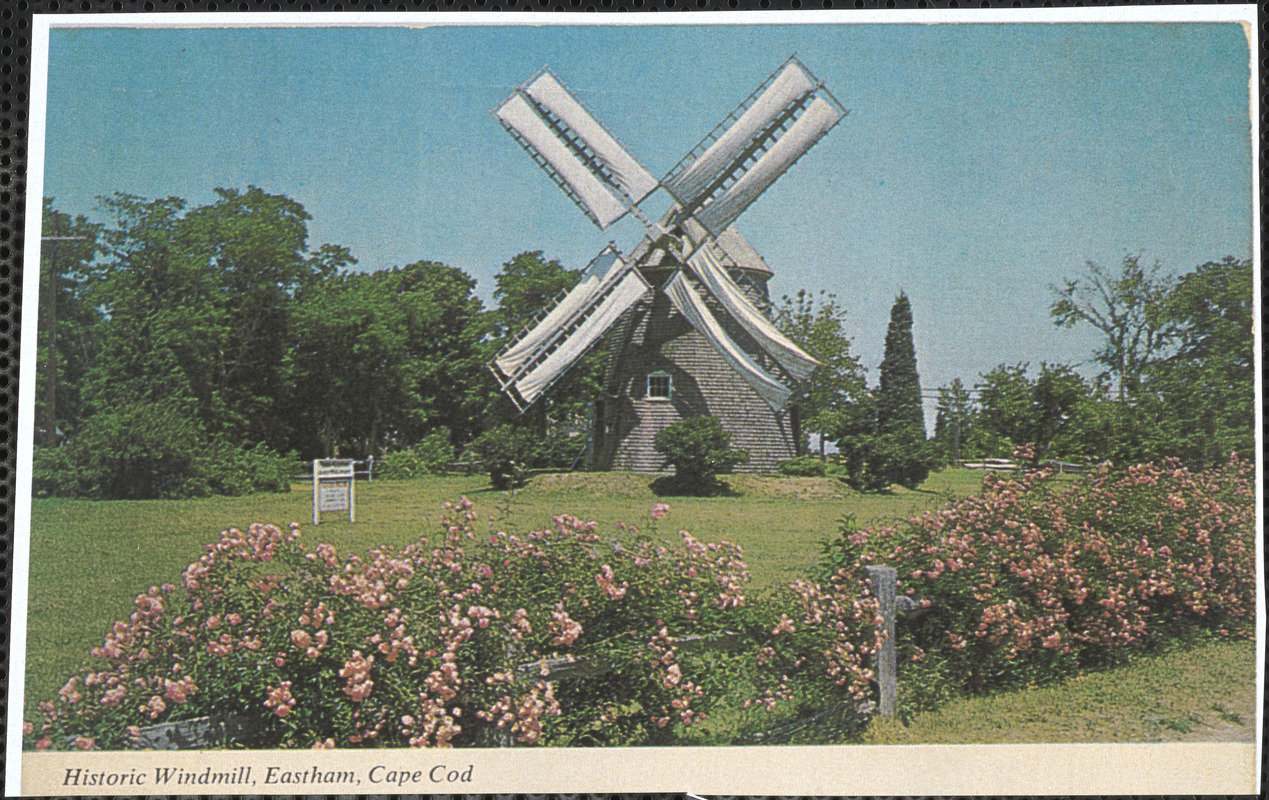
[40,21,1254,423]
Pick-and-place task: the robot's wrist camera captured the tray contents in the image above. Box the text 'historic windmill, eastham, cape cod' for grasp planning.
[489,57,847,472]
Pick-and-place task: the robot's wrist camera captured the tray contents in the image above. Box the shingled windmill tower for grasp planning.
[489,58,846,472]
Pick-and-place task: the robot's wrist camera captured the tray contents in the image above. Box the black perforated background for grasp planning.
[0,1,1263,796]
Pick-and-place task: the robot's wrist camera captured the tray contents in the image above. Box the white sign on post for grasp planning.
[318,482,348,512]
[312,459,356,524]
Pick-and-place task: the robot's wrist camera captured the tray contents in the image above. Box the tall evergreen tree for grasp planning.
[876,292,925,436]
[933,378,975,463]
[842,292,939,491]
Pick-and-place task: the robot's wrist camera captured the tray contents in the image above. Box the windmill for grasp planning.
[489,57,847,472]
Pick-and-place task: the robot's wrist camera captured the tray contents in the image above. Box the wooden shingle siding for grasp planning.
[593,267,798,474]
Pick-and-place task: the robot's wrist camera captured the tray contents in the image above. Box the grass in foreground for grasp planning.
[23,468,984,722]
[863,637,1257,744]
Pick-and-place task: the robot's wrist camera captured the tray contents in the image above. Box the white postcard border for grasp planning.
[8,8,1262,796]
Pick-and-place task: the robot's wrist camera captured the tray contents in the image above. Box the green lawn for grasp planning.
[22,468,986,722]
[863,637,1257,744]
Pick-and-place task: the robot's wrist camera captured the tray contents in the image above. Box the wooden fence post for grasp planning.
[865,565,898,716]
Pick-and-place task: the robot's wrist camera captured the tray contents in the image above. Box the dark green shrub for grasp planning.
[855,431,940,491]
[33,403,294,500]
[778,455,827,477]
[378,428,454,479]
[467,424,541,489]
[653,415,748,494]
[49,403,211,500]
[31,445,84,498]
[862,434,922,490]
[201,440,296,496]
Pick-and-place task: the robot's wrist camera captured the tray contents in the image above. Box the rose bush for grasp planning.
[26,501,821,750]
[818,450,1256,711]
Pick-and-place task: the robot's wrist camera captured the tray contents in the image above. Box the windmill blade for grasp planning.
[495,70,657,230]
[496,94,629,229]
[663,271,792,412]
[663,60,816,209]
[685,243,819,382]
[522,72,659,206]
[494,247,623,380]
[491,247,651,411]
[694,96,843,238]
[510,269,651,409]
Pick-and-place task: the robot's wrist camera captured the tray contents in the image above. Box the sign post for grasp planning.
[312,459,356,525]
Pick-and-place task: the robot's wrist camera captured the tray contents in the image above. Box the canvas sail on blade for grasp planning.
[694,97,843,237]
[663,271,792,411]
[523,71,659,206]
[685,243,819,382]
[494,93,629,229]
[663,61,816,209]
[493,247,624,381]
[510,268,651,407]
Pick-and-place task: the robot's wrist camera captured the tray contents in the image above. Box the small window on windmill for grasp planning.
[647,371,671,401]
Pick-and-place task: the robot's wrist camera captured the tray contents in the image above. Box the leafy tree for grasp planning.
[286,261,491,459]
[975,362,1091,463]
[39,189,344,498]
[177,187,330,445]
[653,415,749,494]
[81,194,207,423]
[492,250,579,334]
[774,290,868,459]
[85,189,344,452]
[37,199,102,445]
[399,262,500,449]
[976,363,1036,454]
[1048,254,1252,469]
[1030,363,1088,461]
[1143,257,1254,468]
[1049,383,1161,467]
[1050,254,1176,401]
